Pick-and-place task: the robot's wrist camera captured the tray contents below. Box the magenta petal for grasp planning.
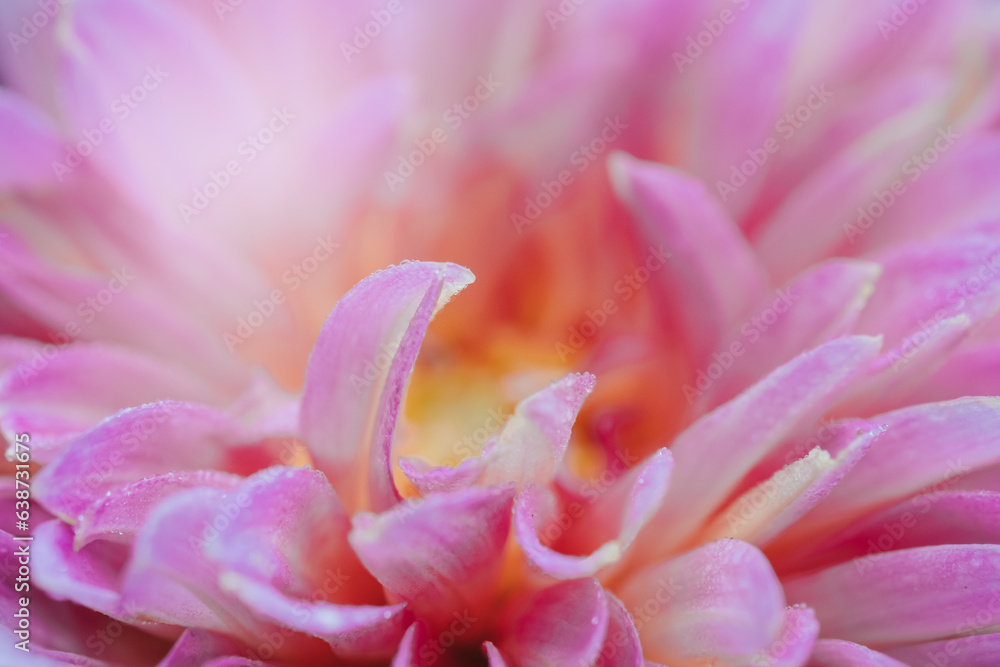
[784,544,1000,646]
[349,485,514,631]
[75,470,242,549]
[515,449,673,579]
[806,639,908,667]
[499,579,609,667]
[617,540,785,665]
[886,633,1000,666]
[800,398,1000,537]
[610,154,770,361]
[33,401,257,522]
[640,336,881,557]
[300,261,474,512]
[783,491,1000,574]
[593,591,644,667]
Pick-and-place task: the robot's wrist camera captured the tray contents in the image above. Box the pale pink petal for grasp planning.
[785,544,1000,646]
[609,154,770,361]
[477,372,595,488]
[0,342,215,462]
[617,540,785,666]
[55,0,266,218]
[691,259,881,413]
[398,455,485,496]
[348,485,514,632]
[806,639,908,667]
[515,449,673,579]
[499,578,609,667]
[483,641,509,666]
[698,426,876,548]
[637,336,881,558]
[300,261,474,512]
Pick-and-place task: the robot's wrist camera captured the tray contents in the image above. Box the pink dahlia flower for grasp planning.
[3,0,1000,665]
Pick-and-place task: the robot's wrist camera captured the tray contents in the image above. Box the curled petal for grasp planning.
[498,578,609,667]
[300,261,474,512]
[617,540,786,666]
[349,485,514,632]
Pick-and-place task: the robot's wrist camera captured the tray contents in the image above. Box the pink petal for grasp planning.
[593,591,644,667]
[906,341,1000,404]
[483,641,509,666]
[156,629,247,667]
[751,605,819,667]
[477,372,595,488]
[637,336,881,558]
[348,485,514,633]
[854,235,1000,351]
[0,342,215,462]
[609,154,770,362]
[617,540,785,665]
[300,261,474,512]
[806,639,908,667]
[122,467,392,660]
[779,491,1000,575]
[55,0,265,217]
[698,426,876,548]
[0,90,62,189]
[690,259,881,413]
[31,520,126,617]
[784,544,1000,646]
[220,573,409,662]
[390,623,426,667]
[75,470,242,549]
[515,449,673,579]
[33,401,261,522]
[886,633,1000,666]
[499,579,609,667]
[793,398,1000,540]
[672,0,811,220]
